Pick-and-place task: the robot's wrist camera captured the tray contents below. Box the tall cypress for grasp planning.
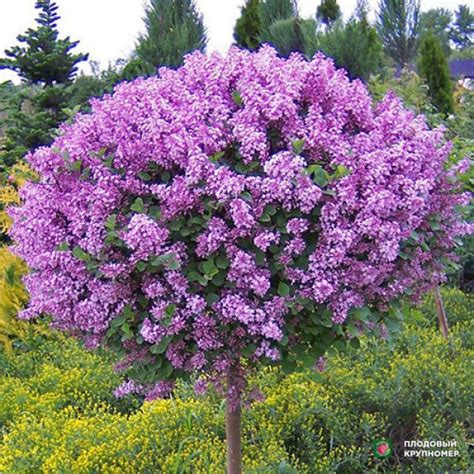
[418,34,454,116]
[234,0,262,51]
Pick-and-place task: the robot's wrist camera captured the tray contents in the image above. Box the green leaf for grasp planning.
[105,214,117,230]
[138,171,152,181]
[137,296,148,308]
[198,275,208,286]
[349,338,360,349]
[169,219,183,231]
[399,250,410,260]
[254,250,266,266]
[215,255,229,270]
[333,164,350,180]
[136,261,147,272]
[264,204,277,216]
[232,90,243,106]
[168,259,181,270]
[269,245,279,254]
[332,340,347,352]
[351,306,372,321]
[165,304,177,316]
[189,216,204,226]
[80,166,91,181]
[203,259,216,276]
[150,253,175,267]
[72,246,90,262]
[309,343,326,358]
[110,305,134,332]
[55,242,69,251]
[210,151,225,162]
[180,226,191,237]
[410,230,419,241]
[241,343,257,357]
[320,313,333,328]
[312,166,329,187]
[385,319,402,333]
[240,191,252,202]
[211,271,226,287]
[130,197,144,213]
[150,336,172,354]
[302,354,316,368]
[278,282,290,296]
[66,159,82,172]
[187,271,201,282]
[206,293,219,306]
[281,358,297,374]
[102,155,114,168]
[149,206,161,219]
[292,138,305,155]
[158,361,174,378]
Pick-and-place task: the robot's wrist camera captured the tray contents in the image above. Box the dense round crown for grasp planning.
[11,47,467,398]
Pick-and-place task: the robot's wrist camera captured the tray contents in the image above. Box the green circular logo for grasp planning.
[373,438,393,459]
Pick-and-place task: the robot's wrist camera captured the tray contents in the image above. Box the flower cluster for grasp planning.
[10,47,469,398]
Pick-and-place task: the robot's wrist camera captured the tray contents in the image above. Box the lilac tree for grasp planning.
[11,47,469,473]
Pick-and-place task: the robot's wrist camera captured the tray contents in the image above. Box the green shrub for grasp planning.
[411,286,474,328]
[0,289,472,473]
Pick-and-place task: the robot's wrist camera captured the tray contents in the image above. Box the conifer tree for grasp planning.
[0,0,87,85]
[234,0,262,51]
[263,17,309,57]
[418,34,454,116]
[319,19,384,81]
[376,0,420,67]
[135,0,207,76]
[0,0,88,170]
[316,0,342,27]
[450,5,474,50]
[260,0,298,31]
[419,9,452,56]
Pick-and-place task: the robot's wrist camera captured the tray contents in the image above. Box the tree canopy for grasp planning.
[376,0,420,67]
[134,0,207,75]
[0,0,87,85]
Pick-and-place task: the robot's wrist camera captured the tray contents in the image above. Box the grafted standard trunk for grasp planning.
[226,364,242,474]
[434,286,449,338]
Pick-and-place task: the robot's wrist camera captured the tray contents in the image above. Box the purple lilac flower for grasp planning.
[10,46,469,400]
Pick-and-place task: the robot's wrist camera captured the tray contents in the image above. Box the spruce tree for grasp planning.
[234,0,262,51]
[316,0,342,27]
[0,0,87,85]
[376,0,420,67]
[135,0,207,76]
[0,0,88,170]
[450,5,474,50]
[418,34,453,116]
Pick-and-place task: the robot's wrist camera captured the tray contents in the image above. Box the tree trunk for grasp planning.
[434,286,449,338]
[226,364,242,474]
